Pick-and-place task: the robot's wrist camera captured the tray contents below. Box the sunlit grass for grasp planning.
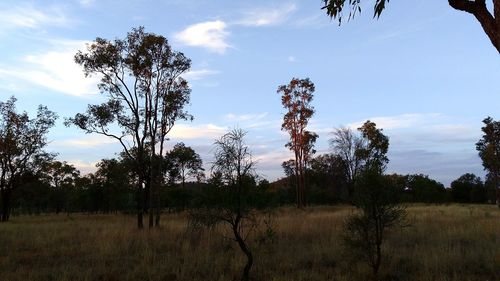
[0,204,498,281]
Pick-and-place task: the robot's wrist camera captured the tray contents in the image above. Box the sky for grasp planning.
[0,0,499,186]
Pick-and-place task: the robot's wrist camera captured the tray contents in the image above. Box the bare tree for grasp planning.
[330,127,364,199]
[0,96,57,222]
[189,129,257,281]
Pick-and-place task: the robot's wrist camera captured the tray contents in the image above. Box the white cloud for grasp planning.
[288,56,296,62]
[54,135,118,148]
[0,4,69,30]
[66,160,98,174]
[348,113,443,130]
[174,20,230,54]
[0,40,99,97]
[224,113,268,122]
[237,3,297,26]
[79,0,95,6]
[183,69,220,81]
[169,123,227,140]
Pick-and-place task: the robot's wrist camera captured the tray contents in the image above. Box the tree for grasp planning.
[451,173,487,203]
[476,116,500,207]
[357,120,389,173]
[321,0,500,54]
[42,161,80,214]
[278,77,318,208]
[94,158,134,212]
[66,27,192,228]
[330,121,389,201]
[343,170,408,281]
[339,121,393,280]
[189,129,257,281]
[404,174,447,203]
[330,127,364,199]
[166,142,204,188]
[0,96,57,222]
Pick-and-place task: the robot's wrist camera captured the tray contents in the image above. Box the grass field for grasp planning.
[0,204,499,281]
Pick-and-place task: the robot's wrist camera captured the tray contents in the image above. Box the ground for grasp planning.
[0,205,499,281]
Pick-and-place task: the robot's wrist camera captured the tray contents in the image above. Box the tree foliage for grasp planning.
[66,27,192,228]
[476,116,500,207]
[166,142,204,188]
[278,78,318,208]
[321,0,500,54]
[0,96,57,221]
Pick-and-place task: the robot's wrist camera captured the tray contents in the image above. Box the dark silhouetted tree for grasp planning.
[476,116,500,207]
[321,0,500,54]
[42,161,80,214]
[278,78,317,208]
[67,27,192,228]
[343,170,408,281]
[189,129,257,281]
[166,142,204,188]
[330,127,364,200]
[451,173,487,203]
[0,96,57,222]
[330,121,389,201]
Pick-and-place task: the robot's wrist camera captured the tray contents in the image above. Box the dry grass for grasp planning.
[0,205,498,281]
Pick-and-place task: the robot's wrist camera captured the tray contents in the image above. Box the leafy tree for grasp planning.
[357,120,389,173]
[451,173,487,203]
[0,96,57,222]
[189,129,257,281]
[66,27,192,228]
[321,0,500,54]
[42,161,80,214]
[278,78,318,208]
[308,153,349,202]
[330,121,389,201]
[94,158,134,212]
[405,174,447,203]
[166,142,204,188]
[476,116,500,207]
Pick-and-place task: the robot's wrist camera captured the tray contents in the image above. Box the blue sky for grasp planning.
[0,0,499,186]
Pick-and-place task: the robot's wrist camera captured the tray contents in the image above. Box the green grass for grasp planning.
[0,205,499,281]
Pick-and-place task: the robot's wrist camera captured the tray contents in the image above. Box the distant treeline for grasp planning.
[4,156,495,216]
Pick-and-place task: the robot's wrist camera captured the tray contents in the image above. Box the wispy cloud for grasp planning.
[224,113,268,122]
[54,135,117,148]
[347,113,443,130]
[174,20,230,54]
[79,0,95,7]
[0,39,99,97]
[237,3,297,26]
[169,123,227,140]
[183,69,220,81]
[0,4,70,30]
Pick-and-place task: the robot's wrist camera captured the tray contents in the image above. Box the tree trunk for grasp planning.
[496,186,500,208]
[1,189,11,222]
[136,182,144,229]
[233,217,253,281]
